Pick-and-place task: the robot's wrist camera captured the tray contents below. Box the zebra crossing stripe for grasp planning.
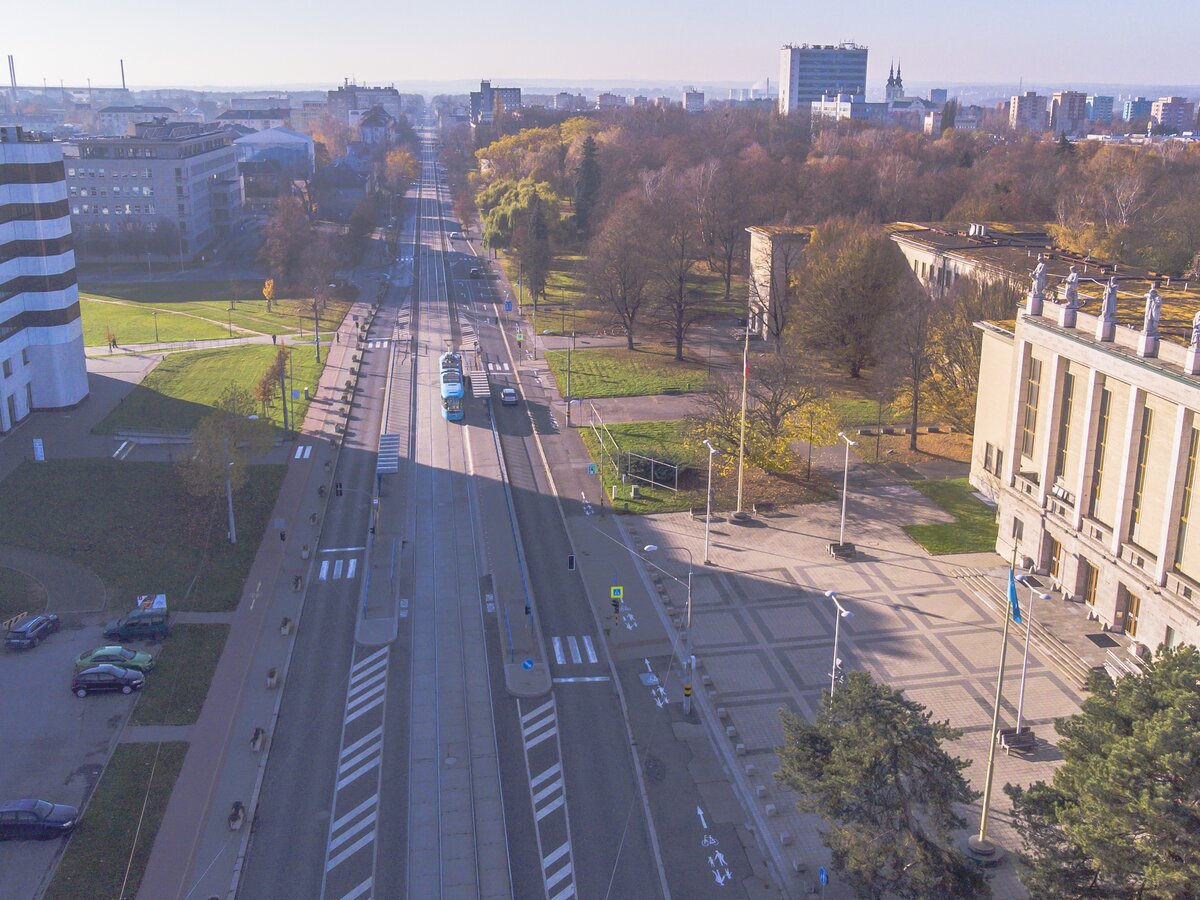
[319,560,330,581]
[568,636,582,665]
[552,637,564,665]
[583,636,597,664]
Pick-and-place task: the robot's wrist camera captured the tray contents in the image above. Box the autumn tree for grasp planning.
[514,189,552,307]
[476,176,562,251]
[383,148,418,192]
[698,157,752,301]
[778,671,988,900]
[644,168,708,361]
[884,276,935,450]
[1005,646,1200,898]
[586,191,653,350]
[180,384,274,507]
[260,196,313,288]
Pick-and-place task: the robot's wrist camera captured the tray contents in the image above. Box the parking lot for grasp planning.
[0,613,143,899]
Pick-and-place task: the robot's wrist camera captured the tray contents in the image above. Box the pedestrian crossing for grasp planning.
[487,362,512,372]
[293,444,313,460]
[376,433,401,475]
[517,696,576,900]
[365,340,390,349]
[318,556,360,581]
[551,635,598,667]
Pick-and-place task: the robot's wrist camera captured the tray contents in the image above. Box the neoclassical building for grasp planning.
[892,222,1200,658]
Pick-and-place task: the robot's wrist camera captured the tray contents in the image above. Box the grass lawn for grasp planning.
[0,460,285,612]
[544,347,711,399]
[131,624,229,725]
[0,566,46,623]
[904,478,999,555]
[96,344,325,435]
[578,419,697,513]
[44,742,188,900]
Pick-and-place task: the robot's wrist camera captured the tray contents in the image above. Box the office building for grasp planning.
[233,127,315,178]
[469,81,521,125]
[929,88,948,107]
[596,93,627,110]
[1151,97,1196,132]
[327,82,405,125]
[778,42,868,115]
[64,122,242,262]
[1051,91,1089,136]
[95,105,177,136]
[891,221,1200,659]
[683,90,705,113]
[1010,91,1048,132]
[0,126,88,425]
[216,108,291,131]
[1087,95,1115,124]
[1123,97,1153,122]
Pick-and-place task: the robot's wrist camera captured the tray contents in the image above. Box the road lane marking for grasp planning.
[328,811,377,853]
[552,676,611,683]
[583,636,597,664]
[319,560,330,581]
[530,762,561,790]
[325,831,376,872]
[347,558,357,579]
[338,876,374,900]
[543,841,571,870]
[521,699,554,725]
[545,858,572,886]
[567,636,582,665]
[293,445,304,459]
[333,559,344,579]
[352,646,388,673]
[552,637,564,665]
[330,794,378,833]
[322,546,366,554]
[345,694,385,724]
[336,755,382,790]
[533,776,564,805]
[349,658,388,688]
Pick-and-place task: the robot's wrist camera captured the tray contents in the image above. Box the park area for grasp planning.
[79,279,351,347]
[97,344,324,435]
[903,478,999,555]
[543,347,711,399]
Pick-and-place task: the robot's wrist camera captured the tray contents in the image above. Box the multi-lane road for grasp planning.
[239,128,664,899]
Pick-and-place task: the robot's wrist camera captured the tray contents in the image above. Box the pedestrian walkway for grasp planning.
[83,330,313,358]
[0,545,107,614]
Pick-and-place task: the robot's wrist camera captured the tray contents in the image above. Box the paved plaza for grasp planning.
[622,468,1085,898]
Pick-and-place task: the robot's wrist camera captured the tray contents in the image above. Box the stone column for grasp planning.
[1155,407,1193,586]
[1071,370,1106,530]
[1110,387,1147,556]
[1036,356,1070,507]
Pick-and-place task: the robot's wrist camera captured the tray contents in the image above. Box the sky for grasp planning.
[8,0,1200,91]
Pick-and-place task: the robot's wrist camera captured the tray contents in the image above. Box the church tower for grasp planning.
[886,60,904,103]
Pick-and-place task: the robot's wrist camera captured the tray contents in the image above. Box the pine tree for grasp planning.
[573,135,601,237]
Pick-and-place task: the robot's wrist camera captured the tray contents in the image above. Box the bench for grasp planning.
[998,726,1037,754]
[752,501,776,516]
[828,541,857,560]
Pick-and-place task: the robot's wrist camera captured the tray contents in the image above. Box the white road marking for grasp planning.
[521,699,554,725]
[531,762,561,790]
[543,840,571,870]
[330,794,378,835]
[304,445,313,459]
[352,646,388,673]
[113,440,131,459]
[293,445,304,459]
[333,558,344,579]
[552,636,565,665]
[347,558,357,579]
[319,560,330,581]
[545,858,572,886]
[338,876,374,900]
[552,676,611,684]
[567,636,582,665]
[583,635,597,664]
[322,546,366,554]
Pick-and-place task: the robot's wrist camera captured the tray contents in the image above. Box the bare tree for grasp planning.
[645,168,708,361]
[883,276,935,450]
[586,192,653,350]
[698,158,752,301]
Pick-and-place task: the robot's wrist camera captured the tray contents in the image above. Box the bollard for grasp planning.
[280,617,292,635]
[266,667,279,689]
[250,727,266,752]
[228,801,246,830]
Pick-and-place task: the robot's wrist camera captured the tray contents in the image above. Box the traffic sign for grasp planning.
[504,300,513,313]
[587,463,598,475]
[819,867,828,886]
[516,332,524,342]
[610,586,623,600]
[567,555,576,571]
[522,658,534,670]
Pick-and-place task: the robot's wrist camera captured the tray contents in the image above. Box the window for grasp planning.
[1054,372,1075,480]
[1164,625,1177,648]
[1129,408,1154,536]
[1126,591,1141,637]
[1088,388,1113,518]
[1,358,11,377]
[1012,517,1024,541]
[984,443,994,473]
[67,167,75,177]
[1175,427,1199,572]
[1021,358,1042,457]
[21,348,29,366]
[1049,537,1062,580]
[1080,559,1098,606]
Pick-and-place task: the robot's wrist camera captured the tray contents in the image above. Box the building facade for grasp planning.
[216,108,291,131]
[0,127,88,425]
[1010,91,1048,132]
[683,90,705,113]
[1123,97,1153,122]
[891,221,1200,658]
[327,82,405,125]
[1087,94,1115,124]
[1151,97,1196,132]
[1051,91,1088,136]
[745,225,810,341]
[95,105,177,136]
[469,81,522,125]
[65,122,242,262]
[778,42,868,115]
[233,127,315,178]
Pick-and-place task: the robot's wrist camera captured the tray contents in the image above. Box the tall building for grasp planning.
[1050,91,1088,136]
[884,61,904,102]
[1010,91,1048,132]
[1151,96,1196,132]
[0,127,88,426]
[469,81,521,125]
[1087,95,1115,124]
[327,82,405,125]
[64,122,242,262]
[1122,96,1153,122]
[929,88,948,107]
[682,90,705,114]
[778,42,868,115]
[891,221,1200,659]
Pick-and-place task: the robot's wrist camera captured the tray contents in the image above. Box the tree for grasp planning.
[796,219,908,378]
[778,672,988,900]
[262,278,275,312]
[586,192,653,350]
[645,168,707,361]
[260,196,312,288]
[884,277,935,450]
[384,148,418,192]
[476,177,562,251]
[698,157,752,301]
[180,384,273,502]
[1005,646,1200,899]
[574,135,602,236]
[515,189,552,307]
[941,99,958,132]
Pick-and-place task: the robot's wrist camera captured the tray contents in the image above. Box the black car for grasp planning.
[4,614,61,650]
[71,664,145,698]
[0,799,78,840]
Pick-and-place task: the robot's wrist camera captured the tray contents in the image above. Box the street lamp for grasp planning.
[832,432,859,557]
[824,590,853,700]
[1014,576,1051,734]
[702,439,720,565]
[644,543,695,715]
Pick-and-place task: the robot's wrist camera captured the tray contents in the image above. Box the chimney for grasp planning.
[120,58,126,90]
[7,55,16,114]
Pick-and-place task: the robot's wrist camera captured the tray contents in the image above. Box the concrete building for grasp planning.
[596,93,627,110]
[327,82,405,125]
[929,88,948,107]
[95,105,177,136]
[1152,97,1196,132]
[1010,91,1048,132]
[469,81,521,125]
[0,127,88,424]
[1051,91,1089,136]
[64,122,242,262]
[683,90,705,113]
[1087,94,1115,124]
[745,225,810,341]
[1123,96,1153,122]
[216,108,291,131]
[778,42,868,115]
[891,220,1200,660]
[811,92,886,125]
[924,111,943,135]
[233,127,315,178]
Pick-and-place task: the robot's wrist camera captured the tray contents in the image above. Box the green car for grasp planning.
[74,645,156,674]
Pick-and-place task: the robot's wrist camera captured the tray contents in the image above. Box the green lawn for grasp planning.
[830,396,904,429]
[903,478,999,555]
[131,624,229,725]
[578,419,697,513]
[0,566,46,623]
[45,742,188,900]
[96,344,325,434]
[544,347,711,399]
[0,460,285,612]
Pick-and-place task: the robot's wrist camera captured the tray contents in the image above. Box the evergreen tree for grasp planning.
[573,135,601,236]
[777,671,989,899]
[941,99,957,133]
[1005,646,1200,898]
[1056,134,1077,157]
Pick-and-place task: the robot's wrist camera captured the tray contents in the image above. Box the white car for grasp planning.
[500,387,519,406]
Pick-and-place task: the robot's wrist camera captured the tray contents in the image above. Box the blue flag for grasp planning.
[1007,569,1023,624]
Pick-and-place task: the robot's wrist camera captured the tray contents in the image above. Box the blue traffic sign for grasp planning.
[819,867,828,886]
[587,463,598,475]
[504,299,513,313]
[522,658,534,670]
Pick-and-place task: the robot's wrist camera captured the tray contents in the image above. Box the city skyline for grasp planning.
[8,0,1200,90]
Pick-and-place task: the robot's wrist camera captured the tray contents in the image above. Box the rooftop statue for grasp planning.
[1143,284,1162,337]
[1101,276,1119,324]
[1063,265,1080,309]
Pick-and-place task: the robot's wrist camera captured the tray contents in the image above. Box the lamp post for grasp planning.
[145,251,152,278]
[824,590,853,700]
[735,314,751,513]
[1014,576,1051,733]
[227,307,233,337]
[644,543,695,715]
[153,311,159,344]
[836,432,858,548]
[702,439,720,565]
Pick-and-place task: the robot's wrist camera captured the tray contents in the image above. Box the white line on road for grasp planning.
[293,445,304,459]
[568,636,582,665]
[347,558,357,579]
[583,635,597,664]
[530,762,561,790]
[542,840,571,870]
[322,546,366,554]
[113,440,130,459]
[521,699,554,726]
[329,794,379,834]
[324,831,376,872]
[351,646,388,674]
[333,559,344,579]
[337,876,374,900]
[552,637,565,665]
[304,445,313,459]
[319,560,330,581]
[552,676,611,684]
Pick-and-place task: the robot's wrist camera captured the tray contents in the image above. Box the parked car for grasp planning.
[0,800,78,840]
[4,614,61,650]
[75,645,155,673]
[449,231,461,239]
[103,609,170,642]
[501,387,519,406]
[71,664,145,698]
[469,267,481,278]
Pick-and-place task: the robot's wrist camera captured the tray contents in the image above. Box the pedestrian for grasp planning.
[271,333,277,345]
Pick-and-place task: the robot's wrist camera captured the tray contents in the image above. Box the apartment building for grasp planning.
[64,122,242,262]
[1122,97,1153,122]
[216,108,291,131]
[1087,95,1115,124]
[778,42,868,115]
[1051,91,1088,136]
[0,127,88,426]
[683,90,705,113]
[95,105,177,136]
[1010,91,1048,132]
[469,81,522,125]
[1151,97,1196,132]
[891,221,1200,658]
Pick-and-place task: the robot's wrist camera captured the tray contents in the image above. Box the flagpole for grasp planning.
[735,320,750,513]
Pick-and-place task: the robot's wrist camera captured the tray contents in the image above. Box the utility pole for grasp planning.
[735,321,750,512]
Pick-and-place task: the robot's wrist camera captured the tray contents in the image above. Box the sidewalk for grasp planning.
[135,298,373,900]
